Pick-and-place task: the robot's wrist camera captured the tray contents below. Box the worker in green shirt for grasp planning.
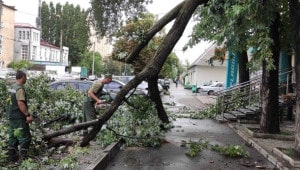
[83,74,112,134]
[6,70,33,163]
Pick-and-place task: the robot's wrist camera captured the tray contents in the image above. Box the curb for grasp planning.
[227,123,290,170]
[86,139,124,170]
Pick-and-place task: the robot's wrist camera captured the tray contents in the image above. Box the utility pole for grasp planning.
[92,42,95,75]
[56,14,63,65]
[60,28,63,65]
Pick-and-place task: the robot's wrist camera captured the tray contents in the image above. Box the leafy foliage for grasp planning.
[19,158,43,170]
[190,104,219,119]
[0,75,173,168]
[90,0,152,38]
[184,139,249,158]
[0,75,84,168]
[185,139,209,157]
[186,0,290,72]
[41,2,90,65]
[0,79,8,113]
[78,51,104,76]
[6,60,33,70]
[211,144,249,158]
[97,95,171,147]
[111,12,182,78]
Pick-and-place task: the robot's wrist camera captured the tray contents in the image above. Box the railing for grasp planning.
[215,67,294,118]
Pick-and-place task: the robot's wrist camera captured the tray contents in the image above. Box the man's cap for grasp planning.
[104,74,112,78]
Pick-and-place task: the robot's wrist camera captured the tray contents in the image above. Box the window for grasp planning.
[21,45,28,60]
[27,31,30,40]
[44,49,47,61]
[32,46,37,60]
[33,32,39,42]
[19,31,22,40]
[22,31,25,39]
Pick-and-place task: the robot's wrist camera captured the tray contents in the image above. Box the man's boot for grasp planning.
[7,146,19,162]
[19,148,28,162]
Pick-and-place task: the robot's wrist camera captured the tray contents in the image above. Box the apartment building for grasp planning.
[89,24,112,58]
[0,3,15,68]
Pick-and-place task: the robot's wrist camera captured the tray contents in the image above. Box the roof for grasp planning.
[190,42,226,67]
[40,40,60,49]
[3,3,16,10]
[15,23,38,29]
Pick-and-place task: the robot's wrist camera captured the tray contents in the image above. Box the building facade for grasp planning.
[185,42,227,87]
[89,24,112,58]
[14,23,69,70]
[0,3,15,68]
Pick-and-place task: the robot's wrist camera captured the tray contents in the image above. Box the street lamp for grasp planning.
[56,14,63,65]
[92,42,95,75]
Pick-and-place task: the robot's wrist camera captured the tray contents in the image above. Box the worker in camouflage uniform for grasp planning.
[83,74,112,134]
[6,70,33,162]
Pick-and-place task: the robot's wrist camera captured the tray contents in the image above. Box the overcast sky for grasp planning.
[4,0,210,63]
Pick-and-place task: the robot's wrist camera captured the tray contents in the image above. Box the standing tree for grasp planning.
[289,0,300,152]
[78,51,104,76]
[186,0,293,134]
[41,2,90,65]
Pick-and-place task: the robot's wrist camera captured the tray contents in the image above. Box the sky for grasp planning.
[4,0,211,64]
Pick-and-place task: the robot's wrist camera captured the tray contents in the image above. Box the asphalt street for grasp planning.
[105,82,276,170]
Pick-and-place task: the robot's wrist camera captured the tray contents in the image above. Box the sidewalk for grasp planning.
[83,83,296,169]
[192,85,296,169]
[105,83,277,170]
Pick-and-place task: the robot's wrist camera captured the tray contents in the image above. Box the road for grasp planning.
[105,82,276,170]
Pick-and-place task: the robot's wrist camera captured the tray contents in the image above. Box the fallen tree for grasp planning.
[42,0,208,147]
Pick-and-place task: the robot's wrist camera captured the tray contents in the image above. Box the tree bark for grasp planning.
[148,76,169,124]
[43,120,99,140]
[259,12,280,134]
[289,0,300,151]
[238,50,249,84]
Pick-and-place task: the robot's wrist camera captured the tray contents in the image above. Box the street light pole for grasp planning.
[60,28,63,65]
[56,14,63,65]
[92,42,95,75]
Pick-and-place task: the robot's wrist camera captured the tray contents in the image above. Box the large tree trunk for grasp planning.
[148,76,169,124]
[259,12,280,134]
[80,0,205,147]
[43,120,99,140]
[238,50,249,84]
[290,0,300,151]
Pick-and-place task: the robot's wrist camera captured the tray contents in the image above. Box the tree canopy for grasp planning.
[89,0,152,38]
[41,2,90,65]
[110,12,181,78]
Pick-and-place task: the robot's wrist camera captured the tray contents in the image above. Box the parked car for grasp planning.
[49,80,93,92]
[113,76,134,84]
[49,79,112,100]
[113,76,163,93]
[135,81,164,94]
[197,82,225,95]
[158,78,170,90]
[0,68,16,85]
[103,79,147,98]
[88,75,98,81]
